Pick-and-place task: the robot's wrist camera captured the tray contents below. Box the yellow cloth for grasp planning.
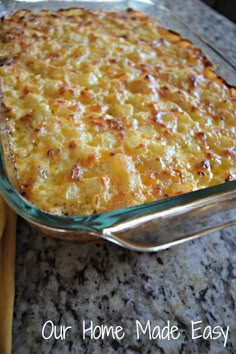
[0,197,16,354]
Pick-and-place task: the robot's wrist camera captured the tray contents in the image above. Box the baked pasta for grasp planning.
[0,8,235,215]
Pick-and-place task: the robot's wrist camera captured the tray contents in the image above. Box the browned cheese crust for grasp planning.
[0,8,235,215]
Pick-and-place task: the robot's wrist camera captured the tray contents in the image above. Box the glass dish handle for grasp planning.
[101,189,236,251]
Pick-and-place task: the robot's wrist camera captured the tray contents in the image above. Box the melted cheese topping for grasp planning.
[0,8,235,215]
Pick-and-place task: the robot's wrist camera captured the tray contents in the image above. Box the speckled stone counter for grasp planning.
[11,0,236,353]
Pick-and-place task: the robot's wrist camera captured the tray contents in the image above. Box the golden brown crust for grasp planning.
[0,8,235,215]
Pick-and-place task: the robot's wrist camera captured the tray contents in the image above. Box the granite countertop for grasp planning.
[11,0,236,353]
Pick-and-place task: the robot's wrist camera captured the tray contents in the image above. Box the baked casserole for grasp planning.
[0,8,235,216]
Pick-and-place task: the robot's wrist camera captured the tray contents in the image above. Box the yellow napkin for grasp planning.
[0,197,16,354]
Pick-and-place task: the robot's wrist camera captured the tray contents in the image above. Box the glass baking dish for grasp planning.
[0,0,236,251]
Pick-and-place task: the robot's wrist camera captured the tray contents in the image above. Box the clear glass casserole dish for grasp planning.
[0,0,236,251]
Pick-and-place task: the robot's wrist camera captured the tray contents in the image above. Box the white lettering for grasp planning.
[192,320,203,340]
[42,320,71,340]
[162,321,172,340]
[83,320,93,340]
[220,326,229,347]
[82,321,125,340]
[203,326,212,341]
[171,326,181,340]
[136,320,151,340]
[192,321,229,347]
[42,320,54,340]
[152,325,161,340]
[115,326,126,340]
[93,325,102,340]
[212,326,222,340]
[136,320,181,340]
